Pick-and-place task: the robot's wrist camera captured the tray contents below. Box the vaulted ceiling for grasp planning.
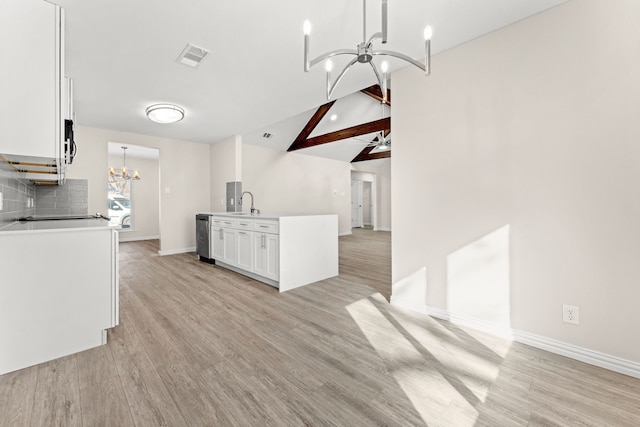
[55,0,568,163]
[244,85,391,164]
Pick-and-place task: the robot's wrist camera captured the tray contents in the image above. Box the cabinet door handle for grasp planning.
[219,229,223,239]
[261,234,265,249]
[239,231,247,235]
[259,225,269,228]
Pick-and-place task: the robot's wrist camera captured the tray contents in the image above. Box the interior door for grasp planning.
[351,179,363,228]
[362,181,372,225]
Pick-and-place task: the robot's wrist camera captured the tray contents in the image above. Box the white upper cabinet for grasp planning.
[0,0,67,182]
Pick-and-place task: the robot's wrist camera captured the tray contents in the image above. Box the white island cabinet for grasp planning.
[202,213,338,292]
[0,220,119,375]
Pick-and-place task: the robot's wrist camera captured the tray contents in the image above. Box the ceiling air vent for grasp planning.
[176,43,210,68]
[262,133,273,139]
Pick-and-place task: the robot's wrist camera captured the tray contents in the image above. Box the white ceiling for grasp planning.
[54,0,567,162]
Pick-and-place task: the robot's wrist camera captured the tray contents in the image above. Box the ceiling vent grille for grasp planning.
[263,133,273,139]
[176,43,210,68]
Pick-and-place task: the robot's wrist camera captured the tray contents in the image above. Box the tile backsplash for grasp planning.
[35,179,88,216]
[0,168,35,226]
[0,177,89,227]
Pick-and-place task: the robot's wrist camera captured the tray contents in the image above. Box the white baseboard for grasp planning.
[339,231,352,236]
[118,234,160,243]
[375,227,391,232]
[390,296,640,379]
[513,331,640,379]
[157,246,195,256]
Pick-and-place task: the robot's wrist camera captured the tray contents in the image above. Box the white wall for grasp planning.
[392,0,640,364]
[108,154,160,241]
[210,135,241,211]
[69,126,210,254]
[241,144,352,235]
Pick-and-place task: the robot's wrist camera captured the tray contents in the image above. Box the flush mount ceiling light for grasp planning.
[145,104,185,124]
[304,0,431,102]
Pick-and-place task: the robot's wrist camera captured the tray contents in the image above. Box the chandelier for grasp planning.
[109,146,140,181]
[303,0,431,102]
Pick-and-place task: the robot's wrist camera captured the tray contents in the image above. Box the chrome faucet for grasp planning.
[239,191,259,215]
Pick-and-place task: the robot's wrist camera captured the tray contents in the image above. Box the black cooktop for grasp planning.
[18,213,110,222]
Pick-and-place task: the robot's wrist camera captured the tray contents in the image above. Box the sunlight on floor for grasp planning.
[347,295,511,426]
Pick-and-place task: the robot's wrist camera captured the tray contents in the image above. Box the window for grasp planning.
[108,180,132,229]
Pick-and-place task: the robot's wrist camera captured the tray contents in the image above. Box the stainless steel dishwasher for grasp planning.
[196,214,214,263]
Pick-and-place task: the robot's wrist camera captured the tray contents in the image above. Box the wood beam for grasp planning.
[360,84,391,105]
[287,100,336,152]
[351,129,391,162]
[288,117,390,152]
[351,149,391,162]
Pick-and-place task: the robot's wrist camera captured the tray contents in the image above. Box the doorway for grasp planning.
[351,178,363,228]
[108,142,160,241]
[362,181,372,227]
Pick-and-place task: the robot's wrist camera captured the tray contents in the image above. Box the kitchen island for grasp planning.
[198,212,338,292]
[0,218,119,375]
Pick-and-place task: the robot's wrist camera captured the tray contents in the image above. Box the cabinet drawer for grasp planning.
[236,219,254,231]
[212,217,238,228]
[254,220,279,234]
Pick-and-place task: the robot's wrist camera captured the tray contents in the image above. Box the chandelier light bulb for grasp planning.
[424,25,433,40]
[303,20,311,36]
[325,60,333,72]
[381,60,389,73]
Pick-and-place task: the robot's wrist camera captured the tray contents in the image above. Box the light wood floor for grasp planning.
[2,228,639,426]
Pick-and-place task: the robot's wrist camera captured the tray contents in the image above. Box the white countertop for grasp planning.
[197,212,334,220]
[0,218,118,234]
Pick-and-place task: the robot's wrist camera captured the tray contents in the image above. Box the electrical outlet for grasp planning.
[563,304,580,325]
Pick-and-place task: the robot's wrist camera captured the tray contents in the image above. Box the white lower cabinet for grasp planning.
[222,228,237,266]
[236,230,254,271]
[211,218,238,267]
[211,225,224,260]
[254,232,279,281]
[0,226,118,375]
[210,216,279,283]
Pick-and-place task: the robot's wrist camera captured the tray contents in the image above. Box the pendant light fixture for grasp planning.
[304,0,432,102]
[145,103,185,124]
[109,146,141,181]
